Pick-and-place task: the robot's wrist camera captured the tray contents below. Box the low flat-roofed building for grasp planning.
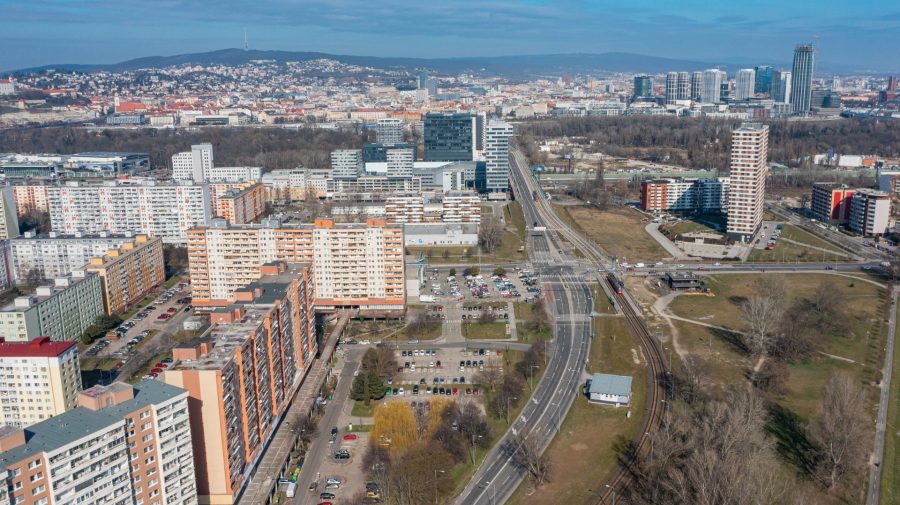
[586,372,632,406]
[665,271,704,290]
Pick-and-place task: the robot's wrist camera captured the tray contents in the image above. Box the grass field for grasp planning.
[514,302,552,342]
[880,300,900,504]
[555,204,667,262]
[508,302,645,505]
[463,321,510,339]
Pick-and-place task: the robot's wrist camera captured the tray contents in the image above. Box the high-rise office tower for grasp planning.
[771,70,792,103]
[633,75,653,99]
[418,69,429,89]
[735,69,756,100]
[375,117,404,145]
[423,112,475,162]
[330,149,364,180]
[791,44,816,114]
[700,69,724,104]
[690,71,703,100]
[727,123,769,242]
[665,72,678,105]
[754,65,774,93]
[677,71,691,101]
[483,120,514,193]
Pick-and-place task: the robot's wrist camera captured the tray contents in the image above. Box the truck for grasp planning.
[285,482,297,498]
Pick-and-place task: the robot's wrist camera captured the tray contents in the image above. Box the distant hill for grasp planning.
[10,48,793,78]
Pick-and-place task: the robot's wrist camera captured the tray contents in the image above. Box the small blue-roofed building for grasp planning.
[586,372,632,406]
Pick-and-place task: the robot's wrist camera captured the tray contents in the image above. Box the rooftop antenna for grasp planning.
[244,30,249,51]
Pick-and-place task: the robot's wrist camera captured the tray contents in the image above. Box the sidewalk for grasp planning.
[644,222,690,260]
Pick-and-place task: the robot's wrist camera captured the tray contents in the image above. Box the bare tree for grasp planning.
[478,216,503,254]
[510,432,551,487]
[741,277,789,356]
[474,366,503,392]
[811,374,869,491]
[529,297,552,333]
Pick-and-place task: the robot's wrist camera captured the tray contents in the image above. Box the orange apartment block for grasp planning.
[161,262,315,505]
[0,381,197,505]
[209,182,266,224]
[86,234,165,315]
[187,218,404,312]
[10,185,49,217]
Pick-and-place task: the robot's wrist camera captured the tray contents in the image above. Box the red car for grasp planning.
[151,367,163,374]
[166,307,177,314]
[343,434,357,441]
[452,388,458,395]
[155,363,168,369]
[157,314,169,320]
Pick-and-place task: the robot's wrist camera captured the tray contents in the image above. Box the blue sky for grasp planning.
[1,0,898,71]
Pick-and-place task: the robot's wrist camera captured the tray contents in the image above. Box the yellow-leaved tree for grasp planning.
[371,402,418,455]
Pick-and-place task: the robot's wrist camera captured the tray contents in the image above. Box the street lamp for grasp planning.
[433,469,445,505]
[606,484,616,505]
[528,364,539,390]
[507,396,518,425]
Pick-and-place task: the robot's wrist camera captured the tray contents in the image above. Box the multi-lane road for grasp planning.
[453,151,595,505]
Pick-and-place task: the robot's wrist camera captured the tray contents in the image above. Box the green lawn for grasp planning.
[880,301,900,504]
[749,225,853,262]
[514,302,552,342]
[463,322,510,339]
[662,219,723,238]
[351,400,375,418]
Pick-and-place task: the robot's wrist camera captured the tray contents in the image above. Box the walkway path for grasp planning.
[866,286,900,505]
[644,223,690,260]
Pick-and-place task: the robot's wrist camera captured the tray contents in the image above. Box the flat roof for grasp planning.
[588,373,632,397]
[0,380,185,468]
[0,337,76,358]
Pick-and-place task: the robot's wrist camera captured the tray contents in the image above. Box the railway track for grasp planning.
[512,151,669,504]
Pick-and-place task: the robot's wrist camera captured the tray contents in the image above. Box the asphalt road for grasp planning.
[453,151,594,505]
[867,286,900,505]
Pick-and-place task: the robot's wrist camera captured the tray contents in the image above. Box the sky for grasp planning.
[1,0,898,71]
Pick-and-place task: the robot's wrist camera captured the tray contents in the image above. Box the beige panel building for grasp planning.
[86,234,165,315]
[0,380,197,505]
[0,337,82,428]
[726,123,769,242]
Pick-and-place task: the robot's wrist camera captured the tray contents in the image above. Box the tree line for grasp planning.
[518,116,900,169]
[0,126,369,171]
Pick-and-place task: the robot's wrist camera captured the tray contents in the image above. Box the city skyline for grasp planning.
[1,0,898,72]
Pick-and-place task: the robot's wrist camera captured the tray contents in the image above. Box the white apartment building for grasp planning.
[484,120,514,193]
[172,143,213,181]
[0,337,82,429]
[0,271,105,342]
[384,194,425,223]
[734,69,756,100]
[0,380,197,505]
[727,123,769,242]
[848,189,892,237]
[376,117,404,145]
[47,180,213,244]
[386,148,414,179]
[331,149,364,180]
[9,231,134,282]
[442,191,481,223]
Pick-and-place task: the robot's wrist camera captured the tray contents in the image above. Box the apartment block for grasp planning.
[172,143,213,181]
[385,194,425,223]
[848,189,892,237]
[187,219,404,312]
[376,117,404,145]
[47,180,213,244]
[483,120,514,193]
[10,185,49,217]
[161,263,315,504]
[0,337,81,428]
[9,231,135,282]
[209,182,266,225]
[0,187,20,240]
[0,271,105,342]
[640,178,730,213]
[726,123,769,242]
[441,191,481,223]
[0,380,197,505]
[386,148,414,179]
[810,182,855,223]
[85,235,165,315]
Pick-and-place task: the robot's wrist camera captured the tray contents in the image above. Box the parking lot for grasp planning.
[377,345,506,400]
[303,430,372,501]
[82,282,192,377]
[422,267,540,303]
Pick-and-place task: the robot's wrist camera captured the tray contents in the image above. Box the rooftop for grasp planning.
[0,380,185,468]
[0,337,76,358]
[588,373,632,397]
